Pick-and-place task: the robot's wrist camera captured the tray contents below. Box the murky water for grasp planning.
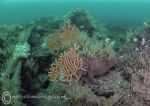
[1,0,150,26]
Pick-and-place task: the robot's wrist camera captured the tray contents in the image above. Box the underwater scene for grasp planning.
[1,0,150,106]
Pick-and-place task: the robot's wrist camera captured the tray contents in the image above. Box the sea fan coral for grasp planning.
[47,23,79,51]
[61,23,79,44]
[48,32,62,51]
[48,44,87,84]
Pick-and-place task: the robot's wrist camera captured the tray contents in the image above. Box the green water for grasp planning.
[1,0,150,27]
[1,1,150,106]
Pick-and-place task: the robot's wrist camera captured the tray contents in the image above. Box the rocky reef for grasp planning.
[0,9,150,106]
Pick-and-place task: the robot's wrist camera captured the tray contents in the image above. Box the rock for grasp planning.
[83,57,117,77]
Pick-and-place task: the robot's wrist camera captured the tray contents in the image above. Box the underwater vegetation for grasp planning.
[0,9,150,106]
[68,9,99,37]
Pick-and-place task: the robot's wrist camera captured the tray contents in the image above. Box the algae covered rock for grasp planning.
[68,9,99,37]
